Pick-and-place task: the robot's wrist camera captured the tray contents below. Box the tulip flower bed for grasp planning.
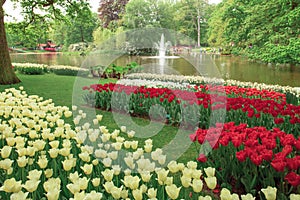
[83,82,300,133]
[2,87,293,199]
[126,73,300,105]
[190,122,300,198]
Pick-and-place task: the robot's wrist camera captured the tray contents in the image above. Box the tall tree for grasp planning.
[98,0,129,29]
[0,0,19,85]
[0,0,90,85]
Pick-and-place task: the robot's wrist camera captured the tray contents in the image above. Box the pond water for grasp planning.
[10,52,300,87]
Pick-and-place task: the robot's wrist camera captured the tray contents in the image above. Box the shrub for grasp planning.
[49,65,89,76]
[13,63,47,75]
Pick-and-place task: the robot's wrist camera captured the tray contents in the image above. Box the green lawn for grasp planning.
[0,73,198,163]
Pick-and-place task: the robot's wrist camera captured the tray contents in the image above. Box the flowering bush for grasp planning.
[48,65,89,76]
[13,63,47,75]
[12,63,89,77]
[0,88,299,199]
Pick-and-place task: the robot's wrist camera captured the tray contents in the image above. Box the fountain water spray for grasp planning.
[153,34,172,57]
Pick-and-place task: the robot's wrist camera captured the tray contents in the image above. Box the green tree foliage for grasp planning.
[49,3,98,48]
[169,0,209,46]
[0,0,93,84]
[6,19,49,48]
[208,0,300,64]
[123,0,175,29]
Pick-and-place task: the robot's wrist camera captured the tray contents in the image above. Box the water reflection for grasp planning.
[10,52,300,87]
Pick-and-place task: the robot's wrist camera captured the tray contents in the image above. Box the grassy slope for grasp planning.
[0,73,197,163]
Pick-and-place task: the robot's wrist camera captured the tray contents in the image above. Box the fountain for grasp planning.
[146,33,180,59]
[154,34,172,57]
[142,33,180,74]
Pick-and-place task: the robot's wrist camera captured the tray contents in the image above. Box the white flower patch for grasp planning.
[126,73,300,97]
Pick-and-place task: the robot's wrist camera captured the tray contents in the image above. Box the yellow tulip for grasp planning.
[204,167,215,177]
[158,154,166,165]
[165,184,181,200]
[111,186,123,199]
[132,188,143,200]
[181,175,191,188]
[112,142,123,150]
[127,130,135,138]
[22,179,41,192]
[62,159,74,171]
[124,156,135,169]
[92,178,100,187]
[182,168,193,179]
[103,157,112,167]
[73,191,86,200]
[140,184,148,193]
[64,111,72,118]
[108,151,118,160]
[111,129,120,139]
[141,171,152,182]
[17,156,28,167]
[16,147,26,157]
[241,194,255,200]
[27,169,42,180]
[1,145,12,158]
[121,189,129,199]
[85,190,103,200]
[32,139,46,151]
[81,163,93,175]
[192,169,202,179]
[92,159,99,166]
[121,126,126,132]
[37,155,48,169]
[0,178,22,193]
[59,147,71,157]
[96,114,103,121]
[124,141,131,149]
[191,179,203,193]
[102,169,114,181]
[26,146,36,157]
[78,177,89,190]
[49,141,60,149]
[187,161,198,170]
[45,188,60,200]
[10,191,29,200]
[0,158,14,170]
[147,188,157,199]
[168,161,179,173]
[204,176,217,190]
[44,169,53,178]
[112,165,122,175]
[261,186,277,200]
[156,168,169,185]
[6,137,15,146]
[144,144,153,153]
[198,195,212,200]
[48,146,59,157]
[103,181,114,193]
[69,172,80,183]
[79,152,91,163]
[165,177,174,186]
[290,194,300,200]
[67,183,81,194]
[122,175,140,190]
[220,188,232,200]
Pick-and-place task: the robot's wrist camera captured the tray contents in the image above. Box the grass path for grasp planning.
[0,73,198,163]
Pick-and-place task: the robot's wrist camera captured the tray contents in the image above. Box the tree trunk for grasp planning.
[197,10,201,47]
[0,3,21,85]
